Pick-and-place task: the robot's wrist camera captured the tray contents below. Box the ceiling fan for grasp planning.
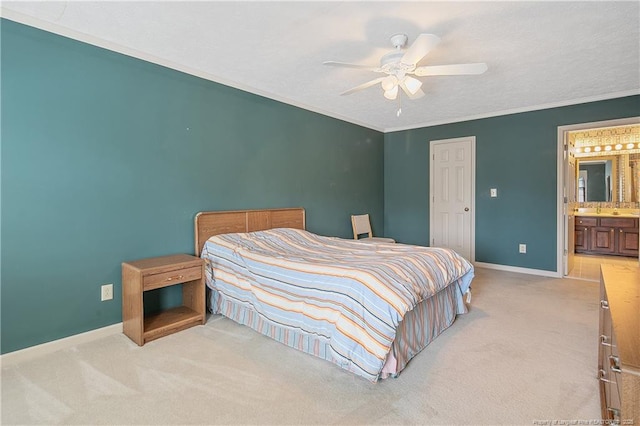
[324,33,488,103]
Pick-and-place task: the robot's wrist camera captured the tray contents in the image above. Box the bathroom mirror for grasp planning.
[576,154,639,203]
[577,157,615,202]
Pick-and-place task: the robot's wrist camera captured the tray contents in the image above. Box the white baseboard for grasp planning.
[474,262,561,278]
[0,263,560,367]
[1,323,123,367]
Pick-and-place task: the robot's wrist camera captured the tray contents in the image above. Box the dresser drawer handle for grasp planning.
[600,300,609,309]
[165,275,184,282]
[600,335,615,347]
[607,407,621,422]
[597,369,617,384]
[609,355,622,373]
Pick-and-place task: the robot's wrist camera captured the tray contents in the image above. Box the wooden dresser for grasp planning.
[598,264,640,424]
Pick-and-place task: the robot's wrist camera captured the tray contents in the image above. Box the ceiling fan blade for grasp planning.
[414,63,488,76]
[401,34,440,65]
[323,61,380,71]
[340,77,385,96]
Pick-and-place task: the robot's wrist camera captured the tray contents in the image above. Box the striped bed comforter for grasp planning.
[201,228,474,381]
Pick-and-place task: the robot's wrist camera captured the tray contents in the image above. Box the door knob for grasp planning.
[464,207,469,212]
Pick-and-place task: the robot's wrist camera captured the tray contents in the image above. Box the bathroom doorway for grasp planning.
[557,117,640,279]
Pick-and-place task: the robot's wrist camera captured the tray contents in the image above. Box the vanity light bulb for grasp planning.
[594,146,601,152]
[584,147,591,153]
[576,148,582,153]
[626,143,634,149]
[604,145,612,151]
[615,144,623,150]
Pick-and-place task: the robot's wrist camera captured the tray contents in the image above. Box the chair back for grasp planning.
[351,214,373,239]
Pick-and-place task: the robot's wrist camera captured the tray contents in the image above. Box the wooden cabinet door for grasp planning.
[617,227,639,256]
[590,227,617,254]
[575,226,590,252]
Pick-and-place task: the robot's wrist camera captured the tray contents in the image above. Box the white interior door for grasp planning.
[564,132,577,275]
[430,137,475,261]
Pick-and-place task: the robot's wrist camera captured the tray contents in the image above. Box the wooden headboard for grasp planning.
[194,207,306,256]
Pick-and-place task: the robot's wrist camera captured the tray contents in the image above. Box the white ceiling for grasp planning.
[2,1,639,132]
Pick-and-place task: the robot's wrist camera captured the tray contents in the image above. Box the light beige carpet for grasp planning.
[1,268,601,425]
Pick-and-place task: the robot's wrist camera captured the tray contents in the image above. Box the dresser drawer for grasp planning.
[143,266,202,291]
[576,217,598,227]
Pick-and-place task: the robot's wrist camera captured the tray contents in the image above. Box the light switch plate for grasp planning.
[490,188,497,197]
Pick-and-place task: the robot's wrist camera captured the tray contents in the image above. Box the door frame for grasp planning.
[429,136,476,262]
[556,116,640,276]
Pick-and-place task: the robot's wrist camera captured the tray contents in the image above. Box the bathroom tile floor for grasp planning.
[568,254,639,281]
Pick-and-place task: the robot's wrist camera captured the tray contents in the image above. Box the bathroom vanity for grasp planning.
[575,214,639,257]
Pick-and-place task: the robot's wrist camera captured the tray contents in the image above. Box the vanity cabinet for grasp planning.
[618,227,640,256]
[575,216,639,257]
[575,217,597,252]
[590,226,617,255]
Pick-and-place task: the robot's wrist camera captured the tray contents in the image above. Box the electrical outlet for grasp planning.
[101,284,113,301]
[519,244,527,254]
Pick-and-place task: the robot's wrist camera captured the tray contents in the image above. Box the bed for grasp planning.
[194,208,474,382]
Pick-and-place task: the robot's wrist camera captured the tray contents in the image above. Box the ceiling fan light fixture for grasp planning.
[324,32,487,115]
[381,75,398,91]
[403,76,422,95]
[384,85,399,100]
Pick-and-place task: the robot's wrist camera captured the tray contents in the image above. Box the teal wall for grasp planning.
[0,20,384,354]
[384,95,640,271]
[2,18,638,354]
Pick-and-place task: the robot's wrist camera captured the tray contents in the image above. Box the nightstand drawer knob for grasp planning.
[166,275,184,282]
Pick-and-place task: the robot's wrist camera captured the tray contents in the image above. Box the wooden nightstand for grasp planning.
[122,254,205,345]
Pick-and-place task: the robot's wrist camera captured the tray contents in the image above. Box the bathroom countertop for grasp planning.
[575,210,639,218]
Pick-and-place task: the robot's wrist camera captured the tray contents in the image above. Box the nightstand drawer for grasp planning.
[143,266,202,291]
